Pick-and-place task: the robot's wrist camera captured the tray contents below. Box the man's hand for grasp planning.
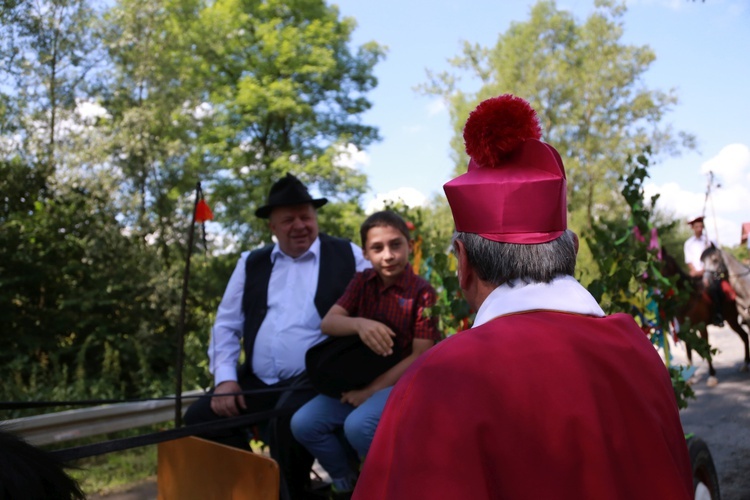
[210,380,246,417]
[356,318,396,356]
[341,387,374,407]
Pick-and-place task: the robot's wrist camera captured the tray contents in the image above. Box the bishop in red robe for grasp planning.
[353,95,693,500]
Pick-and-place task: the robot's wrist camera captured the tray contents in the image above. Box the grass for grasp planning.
[45,426,164,496]
[68,444,157,496]
[61,432,267,496]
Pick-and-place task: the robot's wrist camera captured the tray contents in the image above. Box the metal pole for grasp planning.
[702,171,721,244]
[175,182,200,427]
[701,171,713,218]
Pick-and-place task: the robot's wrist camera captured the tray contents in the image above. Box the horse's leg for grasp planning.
[683,344,699,386]
[702,327,719,387]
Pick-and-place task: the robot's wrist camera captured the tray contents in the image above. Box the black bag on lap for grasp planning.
[305,336,401,398]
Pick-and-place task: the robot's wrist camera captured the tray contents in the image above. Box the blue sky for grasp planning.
[331,0,750,247]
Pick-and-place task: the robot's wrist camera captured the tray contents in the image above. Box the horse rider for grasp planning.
[683,215,724,326]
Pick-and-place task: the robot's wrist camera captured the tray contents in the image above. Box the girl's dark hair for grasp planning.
[360,211,411,247]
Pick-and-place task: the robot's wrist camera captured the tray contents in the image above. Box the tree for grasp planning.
[0,158,183,410]
[190,0,386,246]
[421,0,694,230]
[101,0,384,252]
[0,0,102,172]
[99,0,209,260]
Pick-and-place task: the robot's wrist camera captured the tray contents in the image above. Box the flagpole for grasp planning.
[175,182,201,427]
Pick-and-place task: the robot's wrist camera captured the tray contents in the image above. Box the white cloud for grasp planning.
[403,125,422,134]
[427,98,446,117]
[700,143,750,184]
[182,100,214,120]
[366,187,428,213]
[333,143,370,170]
[47,99,111,138]
[193,102,214,120]
[624,0,683,11]
[0,132,23,153]
[76,100,109,123]
[644,143,750,246]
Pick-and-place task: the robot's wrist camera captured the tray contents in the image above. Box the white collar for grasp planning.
[473,275,605,327]
[271,236,321,262]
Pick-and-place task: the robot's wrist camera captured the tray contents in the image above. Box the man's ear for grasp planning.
[571,231,579,256]
[454,239,472,291]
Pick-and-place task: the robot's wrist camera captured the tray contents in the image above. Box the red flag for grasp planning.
[195,199,214,222]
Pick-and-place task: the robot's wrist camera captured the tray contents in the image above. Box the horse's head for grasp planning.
[700,245,726,276]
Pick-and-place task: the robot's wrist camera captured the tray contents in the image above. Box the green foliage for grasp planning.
[724,242,750,264]
[584,150,713,409]
[0,158,182,413]
[181,252,240,390]
[314,200,367,246]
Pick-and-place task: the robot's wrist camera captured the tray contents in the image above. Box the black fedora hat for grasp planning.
[255,173,327,219]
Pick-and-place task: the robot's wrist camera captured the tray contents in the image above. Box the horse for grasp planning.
[701,246,750,330]
[660,247,750,386]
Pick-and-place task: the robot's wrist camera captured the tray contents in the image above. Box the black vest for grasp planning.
[241,234,356,370]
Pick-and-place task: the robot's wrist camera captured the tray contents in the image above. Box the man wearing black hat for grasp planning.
[185,174,369,499]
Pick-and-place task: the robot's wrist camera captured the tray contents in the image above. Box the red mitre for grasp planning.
[443,94,567,244]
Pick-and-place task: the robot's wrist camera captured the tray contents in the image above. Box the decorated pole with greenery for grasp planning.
[585,150,713,408]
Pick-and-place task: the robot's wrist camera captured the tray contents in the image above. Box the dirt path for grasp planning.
[673,324,750,500]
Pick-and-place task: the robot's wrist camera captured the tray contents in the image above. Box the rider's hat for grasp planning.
[687,215,705,225]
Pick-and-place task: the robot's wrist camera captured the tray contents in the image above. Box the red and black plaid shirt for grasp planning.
[336,265,442,357]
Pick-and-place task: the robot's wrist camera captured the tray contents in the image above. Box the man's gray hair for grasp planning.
[453,229,577,286]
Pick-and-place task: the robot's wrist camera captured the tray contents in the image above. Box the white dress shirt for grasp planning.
[683,234,715,272]
[209,237,370,386]
[473,275,605,328]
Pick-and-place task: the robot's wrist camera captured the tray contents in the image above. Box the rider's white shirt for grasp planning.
[684,234,715,272]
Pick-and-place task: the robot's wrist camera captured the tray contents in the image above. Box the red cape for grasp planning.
[353,312,693,500]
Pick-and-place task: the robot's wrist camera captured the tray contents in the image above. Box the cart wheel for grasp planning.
[687,436,720,500]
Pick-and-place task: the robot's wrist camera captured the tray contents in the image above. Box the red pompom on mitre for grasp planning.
[463,94,542,169]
